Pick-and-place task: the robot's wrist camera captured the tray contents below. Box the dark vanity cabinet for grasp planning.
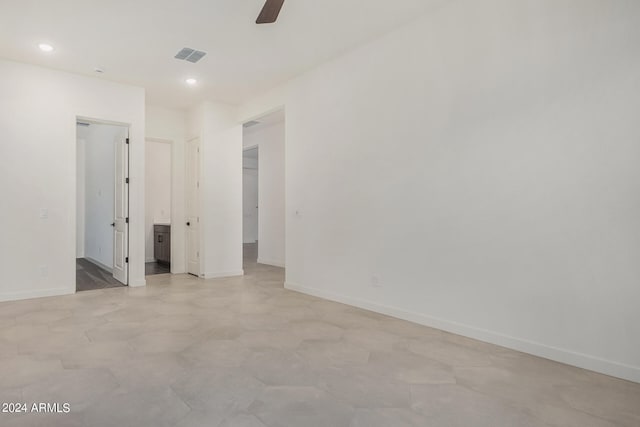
[154,224,171,265]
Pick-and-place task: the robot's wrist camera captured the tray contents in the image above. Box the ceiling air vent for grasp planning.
[243,121,261,128]
[174,47,207,63]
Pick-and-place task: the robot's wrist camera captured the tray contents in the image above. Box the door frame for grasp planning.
[145,137,176,273]
[241,107,287,269]
[243,145,260,246]
[112,129,130,285]
[185,136,202,277]
[75,117,131,287]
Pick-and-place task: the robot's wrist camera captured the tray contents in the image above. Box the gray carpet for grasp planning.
[76,258,126,292]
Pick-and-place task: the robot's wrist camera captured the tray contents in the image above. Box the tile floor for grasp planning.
[1,248,639,426]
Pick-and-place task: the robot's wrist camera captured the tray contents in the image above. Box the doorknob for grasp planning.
[110,223,115,227]
[186,222,191,226]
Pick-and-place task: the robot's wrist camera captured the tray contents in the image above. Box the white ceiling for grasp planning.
[0,0,445,109]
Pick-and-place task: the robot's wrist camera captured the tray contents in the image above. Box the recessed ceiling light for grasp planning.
[185,78,198,86]
[38,43,54,52]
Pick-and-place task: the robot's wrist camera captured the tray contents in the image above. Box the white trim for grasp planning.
[0,287,74,303]
[146,136,172,144]
[284,281,640,384]
[75,116,143,289]
[128,278,147,287]
[145,136,181,273]
[202,270,244,279]
[257,258,285,268]
[84,257,113,274]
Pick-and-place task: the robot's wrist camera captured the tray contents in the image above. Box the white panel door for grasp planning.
[186,138,200,276]
[112,134,129,285]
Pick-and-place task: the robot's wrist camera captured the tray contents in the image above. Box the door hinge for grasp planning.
[126,177,129,184]
[125,257,129,263]
[125,217,129,224]
[126,138,130,145]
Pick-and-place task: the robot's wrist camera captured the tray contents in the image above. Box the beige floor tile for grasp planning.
[218,414,267,427]
[368,350,456,385]
[21,367,119,411]
[408,337,494,367]
[249,386,354,427]
[0,356,63,389]
[296,340,371,367]
[557,382,640,427]
[317,366,412,408]
[244,348,318,387]
[85,321,144,342]
[291,320,344,341]
[14,309,72,325]
[343,328,406,352]
[350,408,431,427]
[182,338,250,368]
[0,247,637,426]
[411,384,547,427]
[128,330,199,354]
[81,386,191,427]
[172,367,265,414]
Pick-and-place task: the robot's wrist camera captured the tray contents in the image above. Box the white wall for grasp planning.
[187,101,243,278]
[146,105,186,273]
[145,140,171,262]
[237,0,640,382]
[243,154,259,244]
[244,122,286,267]
[83,124,127,269]
[0,58,146,301]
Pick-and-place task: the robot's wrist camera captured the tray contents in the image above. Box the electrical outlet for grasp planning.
[39,208,48,219]
[371,276,381,288]
[39,265,48,277]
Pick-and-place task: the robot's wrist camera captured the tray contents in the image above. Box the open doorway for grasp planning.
[243,147,259,266]
[242,109,285,271]
[145,139,172,276]
[76,120,129,291]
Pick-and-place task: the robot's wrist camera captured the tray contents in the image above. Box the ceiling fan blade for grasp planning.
[256,0,285,24]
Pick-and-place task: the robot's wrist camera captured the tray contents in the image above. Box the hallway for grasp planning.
[76,258,126,292]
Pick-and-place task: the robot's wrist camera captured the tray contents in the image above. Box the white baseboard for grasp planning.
[257,258,285,268]
[0,287,74,303]
[84,257,113,274]
[128,278,147,287]
[285,281,640,384]
[203,270,244,279]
